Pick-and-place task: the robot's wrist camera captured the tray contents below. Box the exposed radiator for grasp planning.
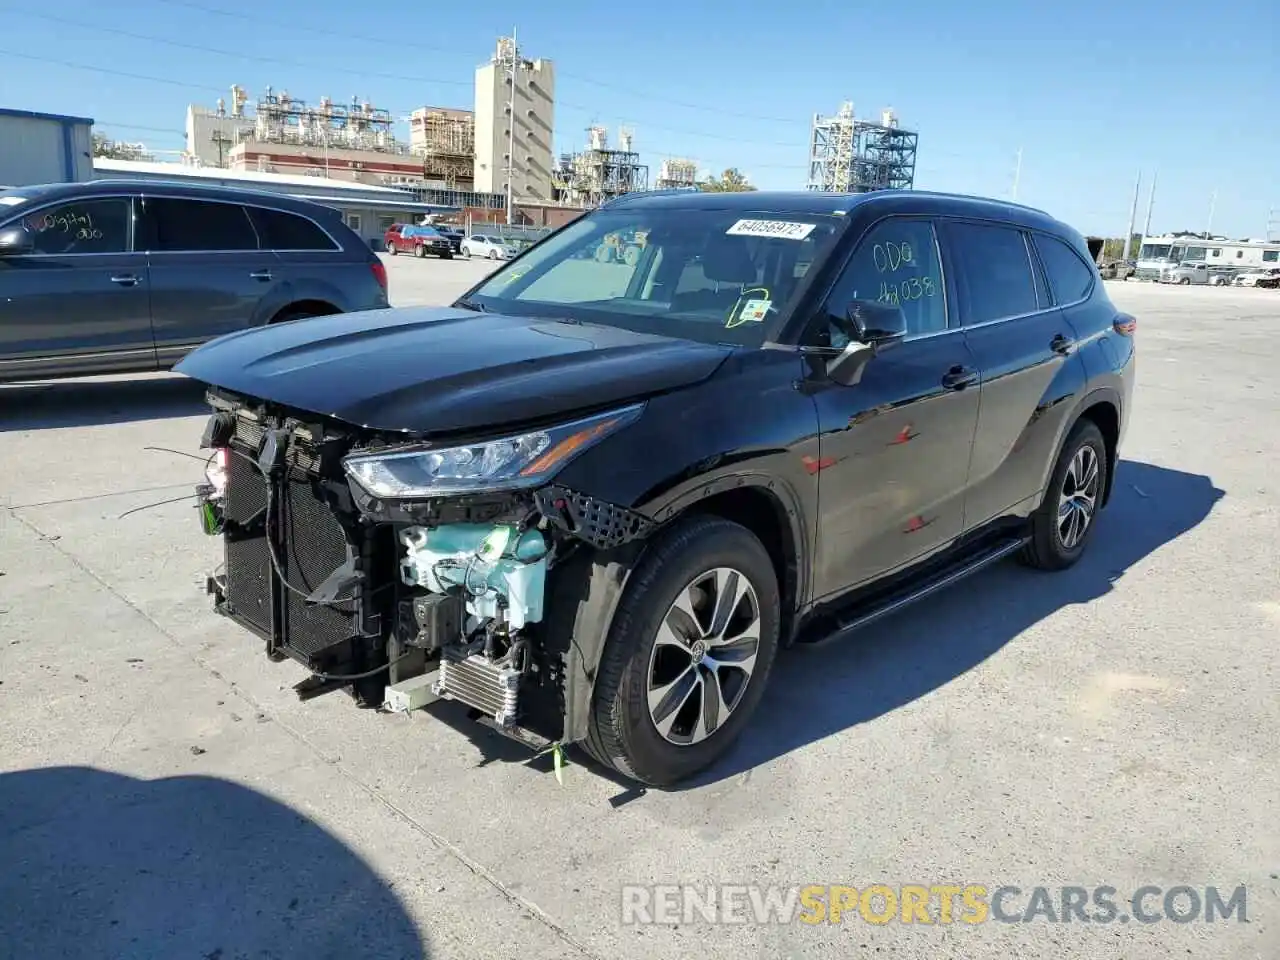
[436,647,520,726]
[223,427,273,639]
[219,412,361,664]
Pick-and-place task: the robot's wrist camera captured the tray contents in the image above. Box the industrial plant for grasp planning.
[3,31,928,237]
[178,48,923,220]
[552,126,649,207]
[409,106,475,188]
[806,102,918,194]
[654,158,698,190]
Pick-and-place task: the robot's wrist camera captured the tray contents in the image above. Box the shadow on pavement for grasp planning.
[686,459,1225,788]
[0,766,427,960]
[0,375,207,431]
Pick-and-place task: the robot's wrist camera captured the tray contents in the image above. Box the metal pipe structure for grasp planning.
[1122,170,1142,261]
[1142,170,1158,236]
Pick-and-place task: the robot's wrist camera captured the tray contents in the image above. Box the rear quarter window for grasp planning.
[1034,233,1096,304]
[250,207,340,251]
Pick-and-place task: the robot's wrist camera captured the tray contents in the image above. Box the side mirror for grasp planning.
[0,225,34,256]
[846,299,907,344]
[825,299,907,386]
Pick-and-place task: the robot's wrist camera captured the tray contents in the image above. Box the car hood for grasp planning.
[174,306,733,435]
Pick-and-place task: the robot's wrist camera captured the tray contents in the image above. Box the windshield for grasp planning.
[464,207,847,346]
[1138,243,1173,260]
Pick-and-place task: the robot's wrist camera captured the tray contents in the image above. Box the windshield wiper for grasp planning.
[454,298,488,312]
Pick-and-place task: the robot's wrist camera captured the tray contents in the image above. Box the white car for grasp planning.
[1233,267,1280,287]
[461,234,516,260]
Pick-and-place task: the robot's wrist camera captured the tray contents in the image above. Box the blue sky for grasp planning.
[1,0,1275,239]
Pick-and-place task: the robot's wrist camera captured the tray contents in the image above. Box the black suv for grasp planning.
[0,180,388,383]
[177,189,1136,787]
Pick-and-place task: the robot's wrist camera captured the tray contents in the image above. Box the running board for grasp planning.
[801,536,1029,647]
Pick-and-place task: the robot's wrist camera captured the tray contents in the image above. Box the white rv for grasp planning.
[1135,234,1280,281]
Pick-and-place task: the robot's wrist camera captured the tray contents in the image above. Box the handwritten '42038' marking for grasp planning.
[879,276,936,306]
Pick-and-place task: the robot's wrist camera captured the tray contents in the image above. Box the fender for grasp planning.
[548,538,650,745]
[551,469,812,744]
[246,274,348,328]
[642,469,810,624]
[1035,382,1124,507]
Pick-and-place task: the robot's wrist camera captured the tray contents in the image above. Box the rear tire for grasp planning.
[386,244,398,256]
[582,515,781,787]
[1020,419,1108,571]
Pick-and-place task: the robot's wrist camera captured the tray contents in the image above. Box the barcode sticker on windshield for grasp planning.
[727,219,816,241]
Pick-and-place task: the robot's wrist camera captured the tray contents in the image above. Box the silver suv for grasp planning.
[0,179,389,383]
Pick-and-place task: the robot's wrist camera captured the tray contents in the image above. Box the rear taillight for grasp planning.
[370,259,388,292]
[1113,313,1137,336]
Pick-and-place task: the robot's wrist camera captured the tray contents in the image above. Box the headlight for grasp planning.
[342,403,643,498]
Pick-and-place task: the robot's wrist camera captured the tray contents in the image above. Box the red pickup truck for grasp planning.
[383,224,454,259]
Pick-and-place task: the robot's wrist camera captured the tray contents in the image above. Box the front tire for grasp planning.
[583,515,781,787]
[1020,419,1108,571]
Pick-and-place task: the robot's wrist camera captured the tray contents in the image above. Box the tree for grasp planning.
[699,167,756,193]
[1100,234,1144,262]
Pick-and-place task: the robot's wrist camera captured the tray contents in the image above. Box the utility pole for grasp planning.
[1142,169,1158,236]
[506,27,518,226]
[1122,170,1142,261]
[1011,147,1022,201]
[1206,188,1217,236]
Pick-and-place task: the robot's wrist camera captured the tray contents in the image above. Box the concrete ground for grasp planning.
[1,258,1277,959]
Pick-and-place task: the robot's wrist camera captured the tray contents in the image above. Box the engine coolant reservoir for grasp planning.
[399,523,549,628]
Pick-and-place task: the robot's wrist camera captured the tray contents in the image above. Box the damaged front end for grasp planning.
[193,389,653,751]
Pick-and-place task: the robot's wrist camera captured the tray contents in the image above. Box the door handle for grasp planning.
[941,365,978,390]
[110,274,139,286]
[1050,333,1076,355]
[250,269,273,281]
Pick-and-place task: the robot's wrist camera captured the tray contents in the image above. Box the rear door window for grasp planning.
[21,198,131,255]
[141,197,259,252]
[249,207,339,251]
[947,221,1040,324]
[1033,233,1095,304]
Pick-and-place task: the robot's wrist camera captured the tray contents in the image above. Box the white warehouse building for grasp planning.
[0,108,95,187]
